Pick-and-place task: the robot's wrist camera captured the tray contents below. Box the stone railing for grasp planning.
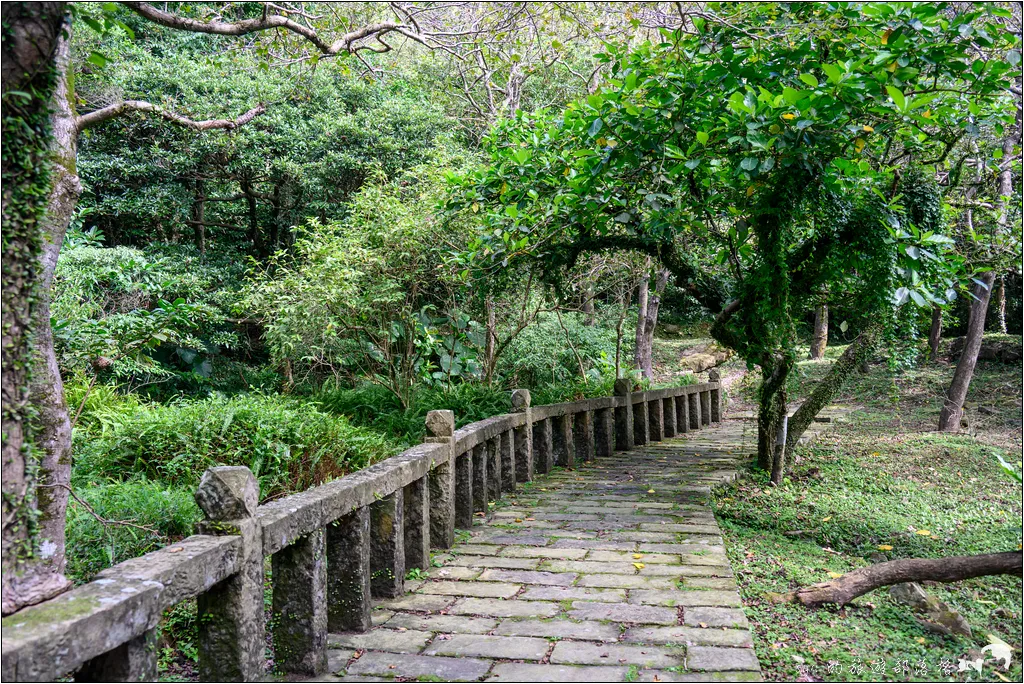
[1,374,723,682]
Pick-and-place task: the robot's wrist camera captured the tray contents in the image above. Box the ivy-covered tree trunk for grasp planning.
[756,357,793,483]
[785,320,882,455]
[26,19,80,608]
[1,1,71,616]
[809,304,828,360]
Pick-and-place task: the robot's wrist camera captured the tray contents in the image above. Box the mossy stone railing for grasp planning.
[1,374,723,682]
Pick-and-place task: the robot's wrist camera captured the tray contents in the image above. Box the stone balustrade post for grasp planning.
[709,369,723,422]
[648,397,664,441]
[633,395,649,446]
[327,507,372,632]
[676,392,689,433]
[194,466,265,682]
[404,476,430,571]
[700,389,712,426]
[663,395,677,437]
[369,490,404,598]
[551,414,575,468]
[500,429,516,493]
[271,528,327,676]
[472,442,489,513]
[425,410,456,548]
[76,630,157,682]
[688,389,701,429]
[573,410,594,462]
[511,389,533,483]
[455,450,474,529]
[594,407,615,458]
[487,437,502,501]
[532,418,554,474]
[613,378,634,451]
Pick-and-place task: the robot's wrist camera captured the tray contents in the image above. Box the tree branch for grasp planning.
[76,101,265,134]
[121,2,417,55]
[781,552,1022,608]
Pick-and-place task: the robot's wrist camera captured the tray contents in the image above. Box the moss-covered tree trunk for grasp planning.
[785,320,882,456]
[25,18,81,610]
[1,1,72,616]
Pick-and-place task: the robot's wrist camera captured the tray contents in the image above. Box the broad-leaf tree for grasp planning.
[446,2,1019,482]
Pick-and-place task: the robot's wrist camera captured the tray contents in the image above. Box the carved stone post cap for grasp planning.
[511,389,531,410]
[613,378,632,396]
[195,466,258,520]
[426,409,455,437]
[709,368,721,382]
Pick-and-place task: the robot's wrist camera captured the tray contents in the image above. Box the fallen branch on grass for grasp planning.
[774,552,1023,607]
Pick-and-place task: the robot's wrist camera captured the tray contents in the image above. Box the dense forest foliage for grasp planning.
[2,4,1021,676]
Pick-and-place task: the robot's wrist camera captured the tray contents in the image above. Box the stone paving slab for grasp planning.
[307,417,764,682]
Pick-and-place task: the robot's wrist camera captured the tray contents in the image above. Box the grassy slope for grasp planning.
[654,334,1023,682]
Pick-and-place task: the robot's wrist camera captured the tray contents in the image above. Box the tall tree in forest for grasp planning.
[939,94,1022,431]
[0,0,487,615]
[447,3,1019,482]
[2,0,70,617]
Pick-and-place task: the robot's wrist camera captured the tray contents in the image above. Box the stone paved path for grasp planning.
[313,417,762,683]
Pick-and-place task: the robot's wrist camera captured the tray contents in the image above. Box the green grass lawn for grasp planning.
[711,341,1022,682]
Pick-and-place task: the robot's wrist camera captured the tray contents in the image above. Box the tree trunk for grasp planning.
[786,321,883,455]
[270,180,283,251]
[809,304,828,360]
[996,274,1007,334]
[640,269,670,378]
[191,178,206,253]
[1,5,75,615]
[582,284,596,326]
[940,100,1022,430]
[615,291,630,379]
[786,552,1022,608]
[756,358,793,482]
[241,178,264,258]
[633,261,650,375]
[483,296,497,383]
[928,306,942,360]
[938,271,995,431]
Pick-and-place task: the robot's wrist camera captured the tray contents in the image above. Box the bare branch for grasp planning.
[76,101,265,134]
[120,2,419,55]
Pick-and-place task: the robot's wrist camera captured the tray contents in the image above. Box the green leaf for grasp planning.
[822,63,843,83]
[885,85,907,112]
[740,157,759,171]
[695,131,709,145]
[86,51,109,68]
[799,73,819,88]
[588,118,604,136]
[782,87,804,105]
[728,91,748,114]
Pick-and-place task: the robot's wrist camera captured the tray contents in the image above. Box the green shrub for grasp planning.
[497,311,621,387]
[73,393,402,498]
[65,480,200,582]
[315,382,512,444]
